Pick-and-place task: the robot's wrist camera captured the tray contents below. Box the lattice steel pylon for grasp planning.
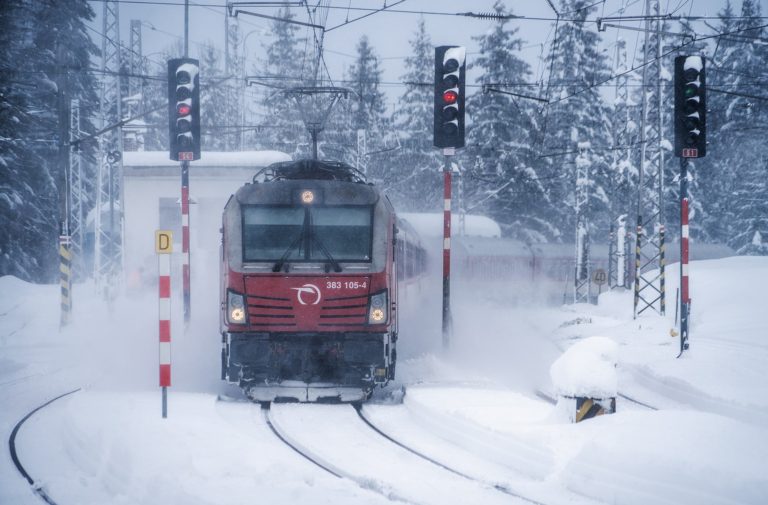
[94,0,124,295]
[609,30,631,290]
[128,20,142,119]
[574,142,591,304]
[68,99,85,281]
[124,20,144,151]
[225,14,243,151]
[633,0,666,317]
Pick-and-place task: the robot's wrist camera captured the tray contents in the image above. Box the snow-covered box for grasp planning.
[550,336,618,423]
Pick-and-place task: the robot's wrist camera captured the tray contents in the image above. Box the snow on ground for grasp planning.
[552,256,768,424]
[1,256,767,504]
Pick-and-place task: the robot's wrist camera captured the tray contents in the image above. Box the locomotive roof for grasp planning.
[233,159,378,206]
[253,159,367,184]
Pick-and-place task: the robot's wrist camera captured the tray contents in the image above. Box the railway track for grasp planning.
[353,404,549,505]
[618,392,659,410]
[8,388,81,505]
[8,388,626,505]
[261,402,344,479]
[536,388,659,411]
[262,402,421,504]
[264,402,554,505]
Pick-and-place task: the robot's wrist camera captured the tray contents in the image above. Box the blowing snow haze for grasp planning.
[1,1,768,503]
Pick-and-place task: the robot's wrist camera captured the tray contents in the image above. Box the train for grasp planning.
[219,159,426,403]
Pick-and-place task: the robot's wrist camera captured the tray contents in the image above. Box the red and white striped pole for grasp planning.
[442,149,453,349]
[181,161,191,325]
[679,158,691,356]
[156,231,173,417]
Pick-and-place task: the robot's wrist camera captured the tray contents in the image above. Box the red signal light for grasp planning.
[177,103,191,116]
[443,90,458,105]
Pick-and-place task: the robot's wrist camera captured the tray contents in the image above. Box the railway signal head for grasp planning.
[168,58,201,161]
[674,55,706,158]
[433,46,466,149]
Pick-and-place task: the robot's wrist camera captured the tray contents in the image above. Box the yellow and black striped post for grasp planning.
[59,234,72,327]
[575,396,616,423]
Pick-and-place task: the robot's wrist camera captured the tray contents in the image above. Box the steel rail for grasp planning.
[9,388,81,505]
[353,404,548,505]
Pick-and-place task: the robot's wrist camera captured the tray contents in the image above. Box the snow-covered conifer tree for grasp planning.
[379,17,441,211]
[704,0,768,253]
[199,43,230,151]
[347,36,387,133]
[0,0,98,281]
[543,0,614,242]
[258,8,307,158]
[466,1,556,241]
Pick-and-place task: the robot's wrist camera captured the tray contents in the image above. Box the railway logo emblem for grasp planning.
[291,284,322,305]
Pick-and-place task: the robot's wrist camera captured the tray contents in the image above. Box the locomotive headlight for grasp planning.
[368,291,387,324]
[370,308,385,322]
[300,190,314,204]
[227,290,246,324]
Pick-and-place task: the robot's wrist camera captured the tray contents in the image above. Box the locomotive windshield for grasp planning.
[242,205,373,263]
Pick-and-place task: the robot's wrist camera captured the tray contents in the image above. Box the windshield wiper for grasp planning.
[272,210,342,273]
[311,232,342,273]
[273,211,309,272]
[272,233,303,272]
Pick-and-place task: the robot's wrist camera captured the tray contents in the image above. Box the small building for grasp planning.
[122,151,290,286]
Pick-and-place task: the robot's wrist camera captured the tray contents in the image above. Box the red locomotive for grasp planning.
[220,159,425,402]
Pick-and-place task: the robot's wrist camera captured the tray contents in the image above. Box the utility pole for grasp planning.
[442,150,453,348]
[57,43,72,327]
[169,57,201,326]
[184,0,189,57]
[433,46,466,350]
[457,165,466,237]
[679,158,691,355]
[673,55,706,357]
[182,0,192,325]
[633,0,666,318]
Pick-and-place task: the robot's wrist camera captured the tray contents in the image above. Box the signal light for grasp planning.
[443,90,458,105]
[168,58,201,161]
[674,55,706,158]
[434,46,466,149]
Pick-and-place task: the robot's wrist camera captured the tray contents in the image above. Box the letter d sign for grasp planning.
[156,230,173,254]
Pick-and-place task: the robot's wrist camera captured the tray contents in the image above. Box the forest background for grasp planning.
[1,0,766,282]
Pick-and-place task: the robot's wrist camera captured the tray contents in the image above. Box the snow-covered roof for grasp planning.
[123,151,291,168]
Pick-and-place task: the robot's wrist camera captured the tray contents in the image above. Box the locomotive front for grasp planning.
[220,160,397,402]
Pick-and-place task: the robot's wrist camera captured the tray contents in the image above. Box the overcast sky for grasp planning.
[89,0,751,108]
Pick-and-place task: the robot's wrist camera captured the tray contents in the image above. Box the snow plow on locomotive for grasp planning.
[220,159,425,402]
